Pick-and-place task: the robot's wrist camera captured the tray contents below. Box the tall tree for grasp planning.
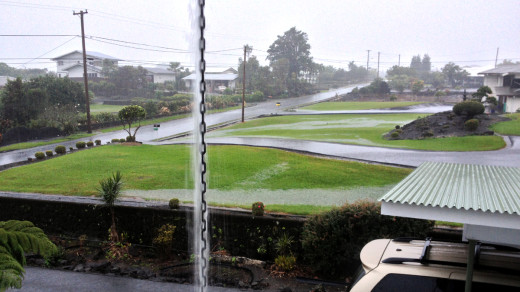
[168,62,189,91]
[267,27,313,80]
[421,54,431,73]
[410,55,422,72]
[441,62,469,87]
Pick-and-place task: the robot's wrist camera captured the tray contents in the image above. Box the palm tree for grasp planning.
[0,220,57,291]
[98,171,123,242]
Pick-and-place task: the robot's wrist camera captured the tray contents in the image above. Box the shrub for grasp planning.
[95,140,101,146]
[301,200,434,279]
[169,198,180,209]
[54,145,66,154]
[111,138,120,143]
[395,125,400,129]
[76,141,86,149]
[35,152,45,160]
[119,138,126,143]
[252,202,264,216]
[69,147,74,152]
[464,118,479,131]
[452,101,485,118]
[86,141,94,147]
[45,150,53,157]
[126,136,135,142]
[390,132,400,139]
[153,224,177,257]
[274,255,296,271]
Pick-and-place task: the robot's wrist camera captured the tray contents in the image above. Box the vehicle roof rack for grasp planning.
[382,237,520,273]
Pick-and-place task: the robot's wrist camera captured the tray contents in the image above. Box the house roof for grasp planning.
[145,67,174,74]
[52,51,121,61]
[380,162,520,215]
[478,64,520,75]
[182,73,238,81]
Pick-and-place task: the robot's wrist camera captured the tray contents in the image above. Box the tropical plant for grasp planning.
[0,220,57,291]
[98,171,123,242]
[118,105,146,142]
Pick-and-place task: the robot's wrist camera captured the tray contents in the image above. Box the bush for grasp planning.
[274,255,296,271]
[252,202,264,216]
[153,224,177,257]
[301,200,434,279]
[95,140,101,146]
[126,136,135,142]
[45,150,53,157]
[464,118,479,131]
[54,145,66,154]
[453,101,485,118]
[69,147,73,151]
[390,132,400,139]
[86,141,94,147]
[111,138,120,143]
[119,138,126,143]
[35,152,45,160]
[169,198,180,209]
[76,141,86,149]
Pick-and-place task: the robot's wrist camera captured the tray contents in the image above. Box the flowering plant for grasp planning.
[252,201,265,216]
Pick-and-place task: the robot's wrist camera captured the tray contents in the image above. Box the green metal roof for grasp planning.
[379,162,520,215]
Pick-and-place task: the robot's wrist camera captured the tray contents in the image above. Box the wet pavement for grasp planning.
[13,267,242,292]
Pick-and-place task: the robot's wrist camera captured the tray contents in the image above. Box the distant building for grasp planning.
[479,64,520,113]
[182,67,238,93]
[51,51,120,80]
[462,65,490,89]
[145,67,176,84]
[0,76,13,88]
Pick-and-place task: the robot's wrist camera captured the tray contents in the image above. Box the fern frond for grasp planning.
[0,249,25,292]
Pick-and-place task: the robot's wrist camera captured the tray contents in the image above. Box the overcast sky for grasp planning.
[1,0,519,74]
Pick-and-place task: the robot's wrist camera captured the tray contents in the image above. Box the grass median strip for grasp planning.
[209,114,506,151]
[302,101,426,111]
[0,144,410,214]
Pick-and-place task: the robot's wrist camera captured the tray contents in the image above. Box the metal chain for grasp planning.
[198,0,208,290]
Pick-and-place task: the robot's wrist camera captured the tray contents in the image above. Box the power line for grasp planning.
[17,36,78,68]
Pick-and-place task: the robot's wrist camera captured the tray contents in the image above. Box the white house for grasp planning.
[182,68,238,93]
[51,51,120,79]
[479,64,520,113]
[145,67,176,84]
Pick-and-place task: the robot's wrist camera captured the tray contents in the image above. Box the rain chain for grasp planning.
[198,0,209,290]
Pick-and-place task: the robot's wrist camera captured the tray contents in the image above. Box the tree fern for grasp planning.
[0,220,57,292]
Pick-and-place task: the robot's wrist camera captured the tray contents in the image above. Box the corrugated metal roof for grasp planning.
[478,64,520,75]
[379,162,520,215]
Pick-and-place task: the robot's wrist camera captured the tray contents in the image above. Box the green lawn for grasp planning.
[210,114,505,151]
[302,101,426,111]
[0,144,411,214]
[90,104,125,113]
[0,133,93,153]
[491,113,520,136]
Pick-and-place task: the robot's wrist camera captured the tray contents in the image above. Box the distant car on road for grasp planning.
[276,102,281,106]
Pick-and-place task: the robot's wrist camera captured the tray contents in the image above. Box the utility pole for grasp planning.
[495,47,499,68]
[398,54,401,67]
[241,44,252,123]
[74,10,92,133]
[377,52,380,78]
[366,50,371,81]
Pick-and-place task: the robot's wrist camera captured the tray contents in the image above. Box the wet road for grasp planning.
[0,85,362,165]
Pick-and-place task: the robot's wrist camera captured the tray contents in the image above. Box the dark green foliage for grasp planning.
[119,138,126,143]
[76,141,86,149]
[465,119,479,131]
[118,105,146,141]
[0,220,57,291]
[252,202,264,216]
[390,132,400,139]
[54,145,66,154]
[34,152,45,160]
[169,198,180,209]
[95,140,101,146]
[69,147,73,151]
[45,150,53,157]
[111,139,120,143]
[274,255,296,271]
[92,112,117,124]
[301,200,434,279]
[453,101,485,118]
[86,141,94,147]
[125,136,135,142]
